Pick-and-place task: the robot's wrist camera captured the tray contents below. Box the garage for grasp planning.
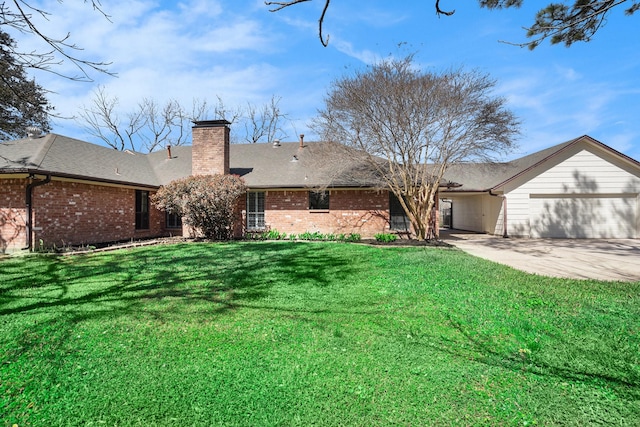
[439,135,640,239]
[529,194,638,238]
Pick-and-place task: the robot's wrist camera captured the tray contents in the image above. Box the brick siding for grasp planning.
[0,179,27,252]
[255,189,391,237]
[1,178,170,252]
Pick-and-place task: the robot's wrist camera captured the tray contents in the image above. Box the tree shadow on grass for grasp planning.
[0,242,371,372]
[0,242,360,319]
[425,311,640,401]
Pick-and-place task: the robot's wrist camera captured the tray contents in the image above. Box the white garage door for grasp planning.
[530,194,638,238]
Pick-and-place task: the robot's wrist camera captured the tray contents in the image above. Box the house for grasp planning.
[1,121,639,253]
[0,120,396,252]
[440,135,640,238]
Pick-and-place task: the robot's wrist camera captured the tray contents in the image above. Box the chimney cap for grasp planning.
[192,119,231,128]
[26,126,43,139]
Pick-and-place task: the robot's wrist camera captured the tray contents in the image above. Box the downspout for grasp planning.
[489,190,508,238]
[23,174,52,250]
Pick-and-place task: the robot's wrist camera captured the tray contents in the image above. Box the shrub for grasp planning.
[299,231,315,241]
[336,233,361,242]
[346,233,361,242]
[244,231,263,240]
[264,229,287,240]
[152,174,246,240]
[374,233,398,243]
[244,231,361,243]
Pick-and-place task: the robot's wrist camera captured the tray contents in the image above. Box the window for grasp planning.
[166,212,182,229]
[309,190,330,210]
[135,190,149,230]
[247,191,265,230]
[389,192,410,231]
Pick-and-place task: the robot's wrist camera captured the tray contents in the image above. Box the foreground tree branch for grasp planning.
[266,0,331,46]
[517,0,634,49]
[1,0,114,81]
[267,0,637,48]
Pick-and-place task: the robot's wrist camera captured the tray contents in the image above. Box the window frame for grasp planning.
[135,190,150,230]
[165,211,182,229]
[246,191,266,230]
[389,192,410,231]
[309,190,330,211]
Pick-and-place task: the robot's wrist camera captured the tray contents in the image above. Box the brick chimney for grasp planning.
[191,120,231,176]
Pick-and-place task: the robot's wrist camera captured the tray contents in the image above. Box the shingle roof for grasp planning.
[0,134,160,187]
[3,133,633,191]
[0,135,375,188]
[442,138,578,191]
[229,142,376,188]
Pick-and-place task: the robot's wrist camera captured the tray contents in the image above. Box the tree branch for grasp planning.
[266,0,636,48]
[1,0,115,81]
[435,0,455,16]
[266,0,331,46]
[498,0,630,49]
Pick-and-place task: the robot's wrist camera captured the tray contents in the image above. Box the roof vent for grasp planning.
[26,126,43,139]
[272,139,281,147]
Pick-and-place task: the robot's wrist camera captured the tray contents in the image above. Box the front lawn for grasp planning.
[1,242,639,426]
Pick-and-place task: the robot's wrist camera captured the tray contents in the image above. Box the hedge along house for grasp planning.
[439,135,640,238]
[0,120,409,253]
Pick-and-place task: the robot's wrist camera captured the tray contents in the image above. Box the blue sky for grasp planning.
[18,0,640,160]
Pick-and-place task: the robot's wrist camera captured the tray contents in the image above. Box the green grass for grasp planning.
[1,242,639,426]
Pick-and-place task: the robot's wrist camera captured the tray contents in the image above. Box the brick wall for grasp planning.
[24,179,167,250]
[0,179,27,252]
[192,121,230,176]
[256,189,391,237]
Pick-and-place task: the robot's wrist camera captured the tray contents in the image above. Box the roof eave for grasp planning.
[1,169,160,189]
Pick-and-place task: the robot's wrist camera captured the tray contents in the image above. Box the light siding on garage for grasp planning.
[450,195,484,232]
[530,195,638,238]
[503,147,640,238]
[449,194,504,234]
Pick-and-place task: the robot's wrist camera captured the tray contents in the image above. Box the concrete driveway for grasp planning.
[441,231,640,282]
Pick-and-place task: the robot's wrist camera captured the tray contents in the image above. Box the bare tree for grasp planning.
[78,89,291,151]
[1,0,113,81]
[139,99,190,153]
[79,87,145,151]
[78,87,207,152]
[312,55,520,240]
[266,0,637,49]
[242,95,289,143]
[210,96,243,143]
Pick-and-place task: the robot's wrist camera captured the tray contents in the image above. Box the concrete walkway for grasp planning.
[441,231,640,282]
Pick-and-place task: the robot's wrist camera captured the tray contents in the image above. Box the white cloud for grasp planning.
[554,65,581,82]
[332,38,380,65]
[22,0,284,130]
[605,132,637,153]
